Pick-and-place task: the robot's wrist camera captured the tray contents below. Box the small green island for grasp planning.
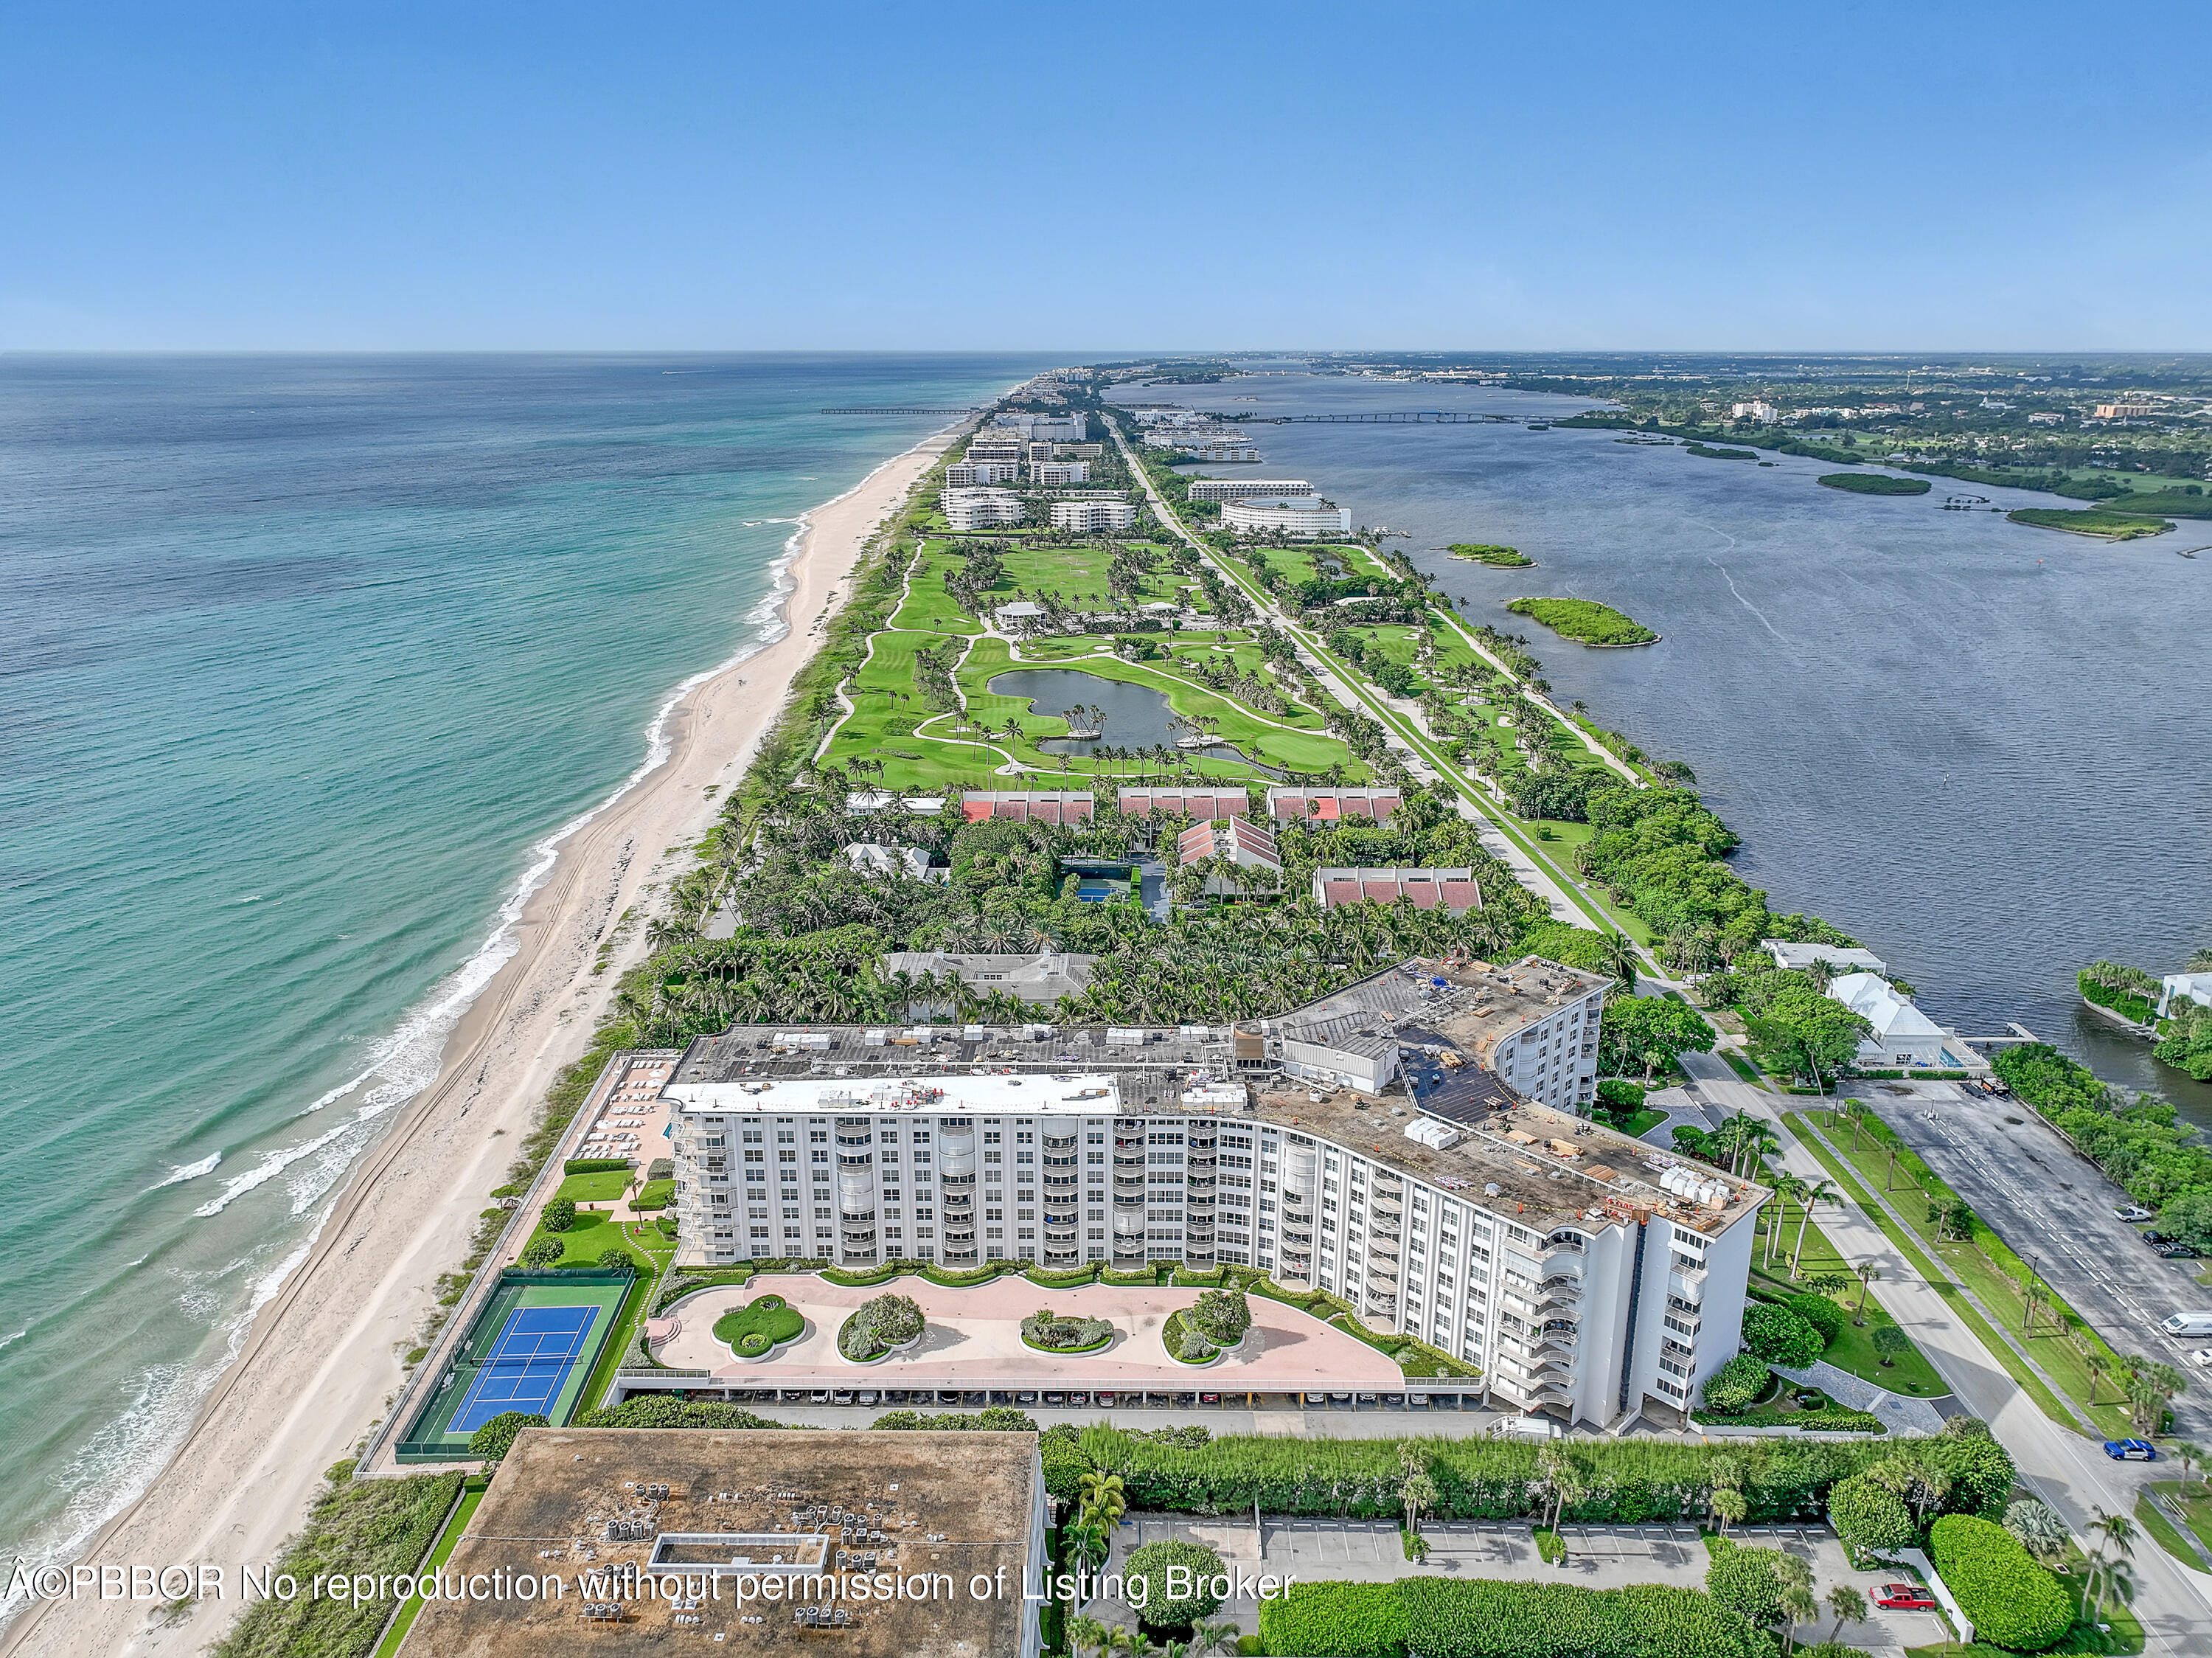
[2007,507,2175,540]
[1506,596,1659,646]
[1818,472,1931,496]
[1686,442,1759,461]
[1447,542,1534,567]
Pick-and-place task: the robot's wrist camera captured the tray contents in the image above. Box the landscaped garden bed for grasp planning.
[711,1293,804,1362]
[838,1292,926,1363]
[1020,1305,1114,1355]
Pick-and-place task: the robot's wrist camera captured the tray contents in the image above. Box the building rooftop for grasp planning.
[882,949,1096,1003]
[668,1023,1237,1102]
[1246,1086,1764,1236]
[398,1428,1034,1657]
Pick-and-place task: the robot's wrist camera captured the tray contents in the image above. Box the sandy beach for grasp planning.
[0,421,966,1658]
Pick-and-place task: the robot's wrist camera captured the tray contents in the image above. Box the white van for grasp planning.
[2161,1312,2212,1336]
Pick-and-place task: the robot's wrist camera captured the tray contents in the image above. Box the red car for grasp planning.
[1875,1584,1938,1611]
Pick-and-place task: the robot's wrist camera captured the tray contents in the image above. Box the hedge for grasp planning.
[1099,1428,2015,1525]
[1742,1303,1824,1368]
[1783,1293,1845,1347]
[1257,1580,1770,1658]
[563,1156,633,1174]
[1930,1514,2073,1651]
[1124,1539,1226,1633]
[1827,1473,1914,1558]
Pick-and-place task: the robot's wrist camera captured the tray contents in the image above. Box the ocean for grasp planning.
[1124,371,2212,1117]
[0,353,1057,1584]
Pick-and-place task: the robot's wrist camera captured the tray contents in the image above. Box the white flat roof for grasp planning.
[667,1072,1125,1116]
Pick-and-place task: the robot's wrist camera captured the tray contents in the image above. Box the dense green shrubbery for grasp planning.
[1187,1288,1253,1346]
[467,1411,546,1463]
[1783,1292,1845,1348]
[571,1396,791,1430]
[210,1469,463,1658]
[542,1197,577,1232]
[1930,1514,2073,1651]
[870,1406,1037,1432]
[1259,1578,1771,1658]
[1020,1305,1113,1351]
[1099,1428,2008,1525]
[1817,472,1930,495]
[1124,1539,1226,1634]
[1701,1355,1771,1415]
[1827,1472,1915,1559]
[838,1291,925,1359]
[1742,1304,1825,1368]
[563,1156,633,1175]
[1997,1041,2212,1244]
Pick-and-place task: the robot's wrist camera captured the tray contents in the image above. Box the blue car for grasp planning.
[2104,1438,2158,1460]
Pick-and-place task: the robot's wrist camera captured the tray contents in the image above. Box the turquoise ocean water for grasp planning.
[0,353,1057,1583]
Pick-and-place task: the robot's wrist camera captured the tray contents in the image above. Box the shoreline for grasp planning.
[0,416,970,1658]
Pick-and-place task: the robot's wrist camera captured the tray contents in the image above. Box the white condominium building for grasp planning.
[942,488,1026,530]
[994,413,1089,443]
[965,436,1027,463]
[1050,499,1137,532]
[1223,497,1350,537]
[655,966,1760,1428]
[1029,459,1091,485]
[1186,479,1313,502]
[946,460,1020,487]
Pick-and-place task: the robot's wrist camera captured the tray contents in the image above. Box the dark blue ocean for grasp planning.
[0,353,1057,1580]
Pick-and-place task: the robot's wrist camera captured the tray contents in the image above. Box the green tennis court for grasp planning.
[396,1267,632,1462]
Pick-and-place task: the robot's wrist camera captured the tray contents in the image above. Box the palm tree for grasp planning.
[1823,1584,1868,1643]
[1708,1485,1747,1538]
[2090,1505,2137,1562]
[1764,1172,1807,1269]
[1790,1178,1839,1274]
[1597,932,1639,993]
[1187,1621,1242,1657]
[1778,1580,1820,1657]
[1852,1262,1880,1323]
[1068,1614,1110,1658]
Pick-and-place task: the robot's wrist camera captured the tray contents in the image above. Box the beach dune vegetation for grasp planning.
[1506,597,1658,647]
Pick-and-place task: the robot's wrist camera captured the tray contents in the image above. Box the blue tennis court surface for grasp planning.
[450,1304,602,1432]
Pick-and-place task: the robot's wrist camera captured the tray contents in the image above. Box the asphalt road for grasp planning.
[1857,1078,2212,1438]
[1679,1049,2212,1651]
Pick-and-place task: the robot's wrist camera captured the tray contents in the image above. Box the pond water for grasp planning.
[987,666,1284,779]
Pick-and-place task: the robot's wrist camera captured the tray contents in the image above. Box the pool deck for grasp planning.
[651,1274,1405,1390]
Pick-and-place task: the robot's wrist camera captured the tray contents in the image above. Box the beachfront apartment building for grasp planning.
[1054,443,1104,459]
[1050,499,1138,533]
[1223,496,1352,537]
[946,459,1021,486]
[1186,479,1314,502]
[1029,459,1091,485]
[655,958,1755,1426]
[993,412,1089,443]
[965,438,1027,464]
[942,488,1027,530]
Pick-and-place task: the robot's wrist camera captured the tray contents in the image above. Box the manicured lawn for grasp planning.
[557,1169,632,1205]
[712,1292,806,1355]
[2149,1480,2212,1561]
[2135,1489,2202,1570]
[1750,1213,1947,1395]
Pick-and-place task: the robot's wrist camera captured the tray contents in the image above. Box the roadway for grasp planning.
[1855,1078,2212,1438]
[1679,1048,2212,1651]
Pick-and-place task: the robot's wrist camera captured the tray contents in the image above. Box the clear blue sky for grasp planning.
[6,1,2209,351]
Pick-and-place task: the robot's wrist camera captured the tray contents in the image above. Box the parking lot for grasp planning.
[1095,1516,1948,1649]
[1862,1081,2212,1435]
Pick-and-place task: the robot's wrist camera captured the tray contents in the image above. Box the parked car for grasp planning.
[855,1390,878,1406]
[2116,1204,2156,1222]
[1094,1391,1116,1407]
[1199,1392,1220,1406]
[2157,1243,2201,1259]
[2140,1232,2174,1247]
[2163,1312,2212,1336]
[830,1390,853,1406]
[2189,1349,2212,1368]
[2104,1438,2158,1460]
[1874,1584,1938,1611]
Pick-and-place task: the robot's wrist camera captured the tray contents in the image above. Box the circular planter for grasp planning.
[1161,1313,1220,1367]
[728,1321,809,1364]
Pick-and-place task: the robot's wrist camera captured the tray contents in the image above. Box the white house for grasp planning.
[1222,497,1352,538]
[841,842,940,882]
[2160,973,2212,1019]
[1764,940,1888,976]
[1826,972,1975,1070]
